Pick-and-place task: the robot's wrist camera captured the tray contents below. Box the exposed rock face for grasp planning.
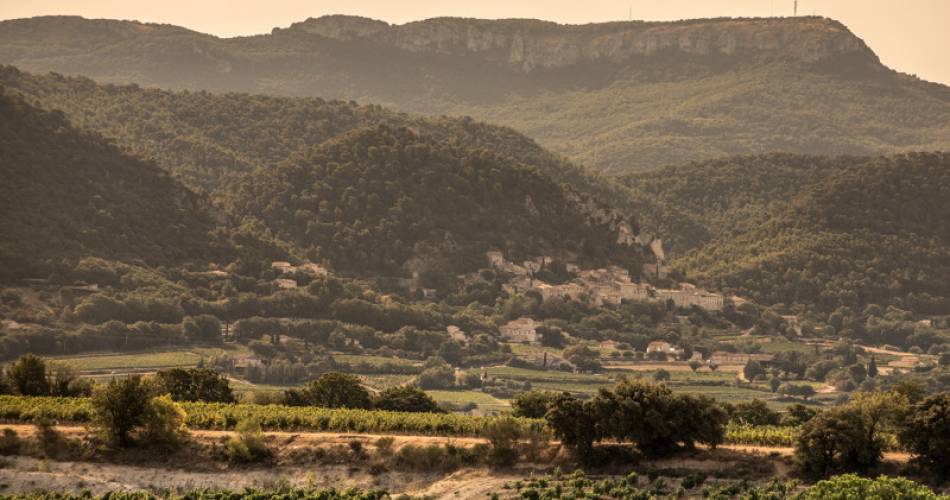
[287,15,876,72]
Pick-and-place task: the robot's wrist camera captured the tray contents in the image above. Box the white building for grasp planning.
[499,317,540,344]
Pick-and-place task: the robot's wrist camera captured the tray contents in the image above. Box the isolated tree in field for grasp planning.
[769,376,782,393]
[416,361,456,389]
[780,383,815,401]
[91,376,152,446]
[653,368,671,382]
[743,360,765,381]
[900,392,950,476]
[6,354,49,396]
[155,368,235,403]
[867,356,878,378]
[285,372,373,409]
[688,360,702,372]
[374,385,442,413]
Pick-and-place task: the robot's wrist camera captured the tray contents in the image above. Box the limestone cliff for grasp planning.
[286,15,877,72]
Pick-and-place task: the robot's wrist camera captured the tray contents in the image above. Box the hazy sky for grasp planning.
[3,0,949,85]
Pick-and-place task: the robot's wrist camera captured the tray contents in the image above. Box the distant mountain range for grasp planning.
[2,15,949,173]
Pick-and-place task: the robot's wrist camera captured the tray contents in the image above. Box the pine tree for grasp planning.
[867,356,878,378]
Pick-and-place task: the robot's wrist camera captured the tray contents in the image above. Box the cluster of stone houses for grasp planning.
[655,284,725,312]
[486,251,725,312]
[270,261,330,290]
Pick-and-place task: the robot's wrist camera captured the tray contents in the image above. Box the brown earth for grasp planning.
[0,425,913,498]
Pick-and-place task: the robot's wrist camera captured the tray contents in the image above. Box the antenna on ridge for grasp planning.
[794,0,798,16]
[628,6,632,21]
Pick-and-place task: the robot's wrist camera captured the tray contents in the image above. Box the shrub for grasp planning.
[91,376,154,446]
[225,417,269,462]
[483,417,523,467]
[140,395,188,447]
[0,429,20,455]
[34,417,61,457]
[416,363,456,390]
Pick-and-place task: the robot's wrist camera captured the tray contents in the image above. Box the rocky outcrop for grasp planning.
[286,15,876,72]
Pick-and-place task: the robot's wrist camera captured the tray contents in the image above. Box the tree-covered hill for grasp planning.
[0,66,630,211]
[2,15,949,174]
[228,125,646,277]
[0,90,230,281]
[625,153,950,313]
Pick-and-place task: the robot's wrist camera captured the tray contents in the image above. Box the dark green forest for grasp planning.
[625,153,950,314]
[228,125,644,276]
[0,66,629,211]
[0,91,230,281]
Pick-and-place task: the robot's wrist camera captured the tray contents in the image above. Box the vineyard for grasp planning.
[723,423,900,451]
[0,396,542,437]
[0,395,897,449]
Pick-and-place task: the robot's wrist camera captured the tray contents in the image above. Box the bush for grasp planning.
[0,429,20,455]
[91,376,154,446]
[416,363,456,390]
[225,417,269,462]
[483,417,523,467]
[34,417,61,457]
[374,386,442,413]
[140,395,188,447]
[900,393,950,476]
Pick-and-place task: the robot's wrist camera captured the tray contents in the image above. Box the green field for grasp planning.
[48,347,250,372]
[333,354,421,367]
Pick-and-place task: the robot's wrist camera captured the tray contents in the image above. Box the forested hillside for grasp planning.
[0,66,629,210]
[229,126,645,276]
[625,153,950,313]
[0,91,229,281]
[2,16,949,173]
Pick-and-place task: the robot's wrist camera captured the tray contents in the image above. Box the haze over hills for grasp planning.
[624,153,950,314]
[2,15,950,173]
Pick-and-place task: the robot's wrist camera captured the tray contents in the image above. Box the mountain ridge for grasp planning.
[2,15,948,173]
[280,15,878,72]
